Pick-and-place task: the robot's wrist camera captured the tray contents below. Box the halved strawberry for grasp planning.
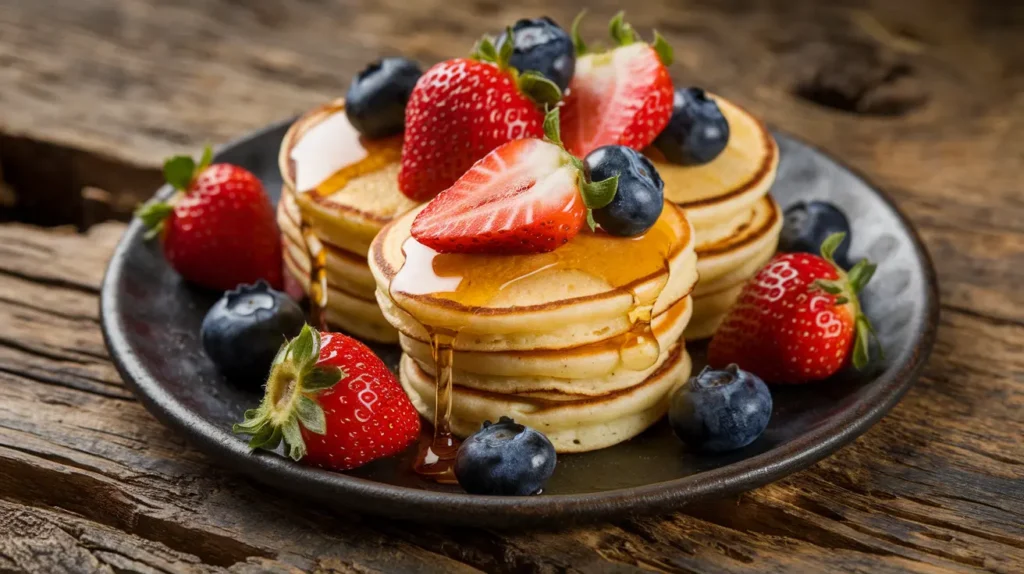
[560,12,675,157]
[410,109,618,255]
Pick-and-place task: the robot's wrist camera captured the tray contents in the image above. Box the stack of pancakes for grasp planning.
[369,203,700,453]
[650,96,782,339]
[277,100,418,343]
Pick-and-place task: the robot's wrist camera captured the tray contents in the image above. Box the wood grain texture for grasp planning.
[0,0,1022,572]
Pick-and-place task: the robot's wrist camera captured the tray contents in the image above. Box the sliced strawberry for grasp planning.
[560,12,675,157]
[411,138,584,254]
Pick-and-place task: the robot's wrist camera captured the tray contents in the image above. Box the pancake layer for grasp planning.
[276,99,418,342]
[400,344,693,452]
[649,95,783,338]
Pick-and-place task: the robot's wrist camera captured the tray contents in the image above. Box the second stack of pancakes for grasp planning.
[277,100,418,343]
[650,95,782,340]
[369,203,700,453]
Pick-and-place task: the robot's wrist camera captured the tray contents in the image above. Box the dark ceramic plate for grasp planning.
[101,119,938,527]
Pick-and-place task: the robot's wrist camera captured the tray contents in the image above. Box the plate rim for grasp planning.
[99,119,940,527]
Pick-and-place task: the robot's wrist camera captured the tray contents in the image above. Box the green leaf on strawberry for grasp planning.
[140,144,218,238]
[571,10,588,55]
[541,107,619,216]
[652,31,674,66]
[471,29,562,108]
[232,324,344,461]
[608,11,638,46]
[135,201,175,239]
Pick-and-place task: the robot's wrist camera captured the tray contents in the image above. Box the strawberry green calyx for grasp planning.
[813,232,879,370]
[165,145,213,192]
[541,107,618,230]
[652,31,674,66]
[574,11,675,66]
[232,324,344,461]
[608,12,637,46]
[571,11,588,56]
[136,145,215,239]
[474,30,562,107]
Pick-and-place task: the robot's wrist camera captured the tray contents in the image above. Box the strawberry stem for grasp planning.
[232,325,344,461]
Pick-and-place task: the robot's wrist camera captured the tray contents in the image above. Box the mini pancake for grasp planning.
[650,95,778,235]
[695,196,782,286]
[280,218,377,299]
[402,296,692,382]
[686,282,745,341]
[370,202,699,350]
[693,237,774,299]
[400,344,693,453]
[283,250,399,343]
[278,99,418,256]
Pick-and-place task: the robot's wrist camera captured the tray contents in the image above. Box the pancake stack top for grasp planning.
[277,100,418,343]
[650,95,783,340]
[369,202,699,452]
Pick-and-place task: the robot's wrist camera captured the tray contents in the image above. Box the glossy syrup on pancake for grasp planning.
[389,214,679,480]
[290,102,398,331]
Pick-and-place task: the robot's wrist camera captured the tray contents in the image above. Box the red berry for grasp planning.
[137,148,282,291]
[234,326,421,471]
[410,138,586,255]
[708,235,877,384]
[398,58,547,202]
[560,24,674,157]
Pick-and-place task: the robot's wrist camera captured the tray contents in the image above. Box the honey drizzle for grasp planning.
[301,221,329,332]
[290,107,399,332]
[390,211,680,482]
[411,330,460,483]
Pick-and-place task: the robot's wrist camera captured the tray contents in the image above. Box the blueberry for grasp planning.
[345,57,423,139]
[652,87,730,165]
[584,145,665,237]
[669,364,772,453]
[454,416,556,496]
[496,17,575,92]
[201,281,305,384]
[779,201,852,268]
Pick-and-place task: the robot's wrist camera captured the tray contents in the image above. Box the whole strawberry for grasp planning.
[136,147,283,291]
[398,30,562,202]
[233,325,421,471]
[560,12,675,157]
[708,234,878,384]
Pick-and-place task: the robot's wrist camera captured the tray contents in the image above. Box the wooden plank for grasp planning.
[0,0,1021,225]
[0,221,1020,573]
[0,0,1023,571]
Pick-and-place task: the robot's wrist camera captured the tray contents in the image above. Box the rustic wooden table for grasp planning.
[1,0,1022,572]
